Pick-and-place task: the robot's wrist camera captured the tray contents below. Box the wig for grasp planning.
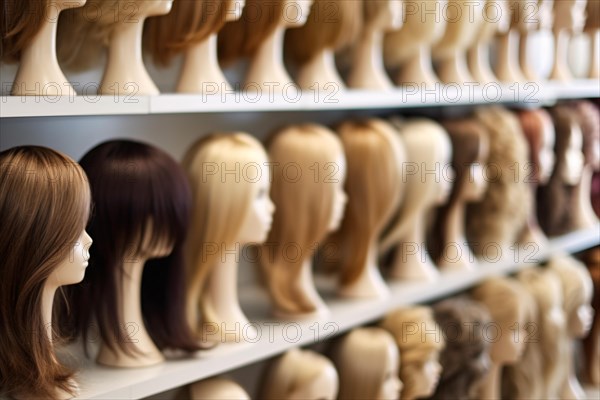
[330,327,399,400]
[429,118,488,265]
[284,0,361,65]
[570,100,600,167]
[537,105,584,236]
[0,146,91,399]
[466,106,531,256]
[428,297,492,400]
[260,349,339,400]
[0,1,49,62]
[326,119,404,286]
[380,306,445,400]
[261,124,343,315]
[363,0,397,27]
[581,247,600,385]
[61,140,198,356]
[586,0,600,31]
[432,0,484,59]
[144,0,231,66]
[183,133,269,332]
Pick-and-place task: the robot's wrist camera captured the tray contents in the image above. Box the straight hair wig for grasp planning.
[0,146,91,399]
[61,139,199,356]
[0,0,48,62]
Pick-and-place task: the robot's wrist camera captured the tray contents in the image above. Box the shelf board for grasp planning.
[73,225,600,400]
[1,80,598,118]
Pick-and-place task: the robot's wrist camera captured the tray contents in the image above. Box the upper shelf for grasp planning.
[1,80,598,118]
[71,225,600,400]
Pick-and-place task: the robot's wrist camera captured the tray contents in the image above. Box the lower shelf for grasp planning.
[74,226,600,400]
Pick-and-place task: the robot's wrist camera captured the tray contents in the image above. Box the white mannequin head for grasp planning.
[189,377,250,400]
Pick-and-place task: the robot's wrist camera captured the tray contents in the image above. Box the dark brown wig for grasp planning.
[0,146,91,399]
[0,0,48,62]
[61,140,198,356]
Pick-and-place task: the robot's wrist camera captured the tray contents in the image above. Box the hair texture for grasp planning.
[428,297,492,400]
[284,0,361,65]
[61,140,198,356]
[325,119,404,286]
[537,105,583,236]
[0,146,90,399]
[466,106,531,256]
[330,327,399,400]
[144,0,230,66]
[581,247,600,385]
[429,118,487,265]
[380,306,445,399]
[586,0,600,31]
[260,349,339,400]
[217,0,286,66]
[0,1,48,62]
[261,124,343,315]
[380,119,452,253]
[183,133,268,332]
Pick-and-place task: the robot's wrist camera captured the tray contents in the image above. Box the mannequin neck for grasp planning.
[496,30,525,83]
[436,48,474,84]
[478,362,501,399]
[396,45,439,88]
[338,238,390,299]
[295,49,345,91]
[41,283,58,347]
[563,340,586,399]
[589,29,600,79]
[295,258,328,316]
[177,34,231,93]
[246,26,293,92]
[519,32,539,81]
[347,28,393,90]
[467,40,497,84]
[550,29,573,81]
[572,165,600,229]
[440,200,476,270]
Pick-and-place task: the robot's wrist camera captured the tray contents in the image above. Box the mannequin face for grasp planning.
[328,154,348,231]
[225,0,246,21]
[554,0,587,33]
[284,0,314,28]
[538,120,556,184]
[404,0,448,43]
[410,353,442,398]
[237,166,275,244]
[568,303,594,337]
[46,230,92,288]
[492,0,511,33]
[463,162,488,201]
[288,363,339,400]
[376,0,404,32]
[145,0,175,17]
[436,154,454,205]
[375,343,402,400]
[561,125,584,186]
[590,134,600,171]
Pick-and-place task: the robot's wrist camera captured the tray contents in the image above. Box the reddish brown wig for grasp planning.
[61,140,198,356]
[0,0,48,62]
[517,108,555,184]
[0,146,91,399]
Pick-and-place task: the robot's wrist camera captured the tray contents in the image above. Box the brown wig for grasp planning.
[429,118,487,265]
[61,140,198,356]
[428,297,492,400]
[144,0,230,66]
[0,146,91,399]
[284,0,361,65]
[0,0,48,62]
[586,0,600,31]
[217,0,286,67]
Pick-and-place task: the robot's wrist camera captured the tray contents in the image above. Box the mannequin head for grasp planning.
[384,0,448,67]
[517,109,556,185]
[64,140,198,356]
[145,0,241,66]
[183,133,273,328]
[261,349,339,400]
[285,0,361,65]
[570,100,600,171]
[476,0,511,42]
[331,327,401,400]
[553,0,587,34]
[431,297,492,400]
[261,124,344,315]
[58,0,174,70]
[0,146,91,399]
[189,377,250,400]
[432,0,485,58]
[470,277,529,365]
[327,119,404,286]
[363,0,404,32]
[510,0,555,33]
[585,0,600,31]
[380,306,445,400]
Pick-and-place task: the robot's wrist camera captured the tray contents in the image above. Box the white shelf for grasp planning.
[1,80,598,118]
[73,225,600,400]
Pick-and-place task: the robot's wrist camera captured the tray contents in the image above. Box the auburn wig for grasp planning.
[0,1,50,62]
[61,140,198,356]
[0,146,91,399]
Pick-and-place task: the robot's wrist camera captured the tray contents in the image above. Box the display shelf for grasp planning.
[74,225,600,400]
[1,80,598,118]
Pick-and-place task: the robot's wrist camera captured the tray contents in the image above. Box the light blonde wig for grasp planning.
[261,124,344,315]
[432,0,484,59]
[182,132,269,334]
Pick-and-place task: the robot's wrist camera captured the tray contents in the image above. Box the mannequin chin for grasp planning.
[285,0,314,27]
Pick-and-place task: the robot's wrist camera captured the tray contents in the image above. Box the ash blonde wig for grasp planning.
[466,106,531,256]
[183,133,268,333]
[284,0,362,65]
[261,124,343,315]
[380,306,445,399]
[330,327,399,400]
[260,349,339,400]
[144,0,231,66]
[326,119,405,286]
[1,1,50,62]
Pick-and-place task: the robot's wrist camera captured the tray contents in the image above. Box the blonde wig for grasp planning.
[261,124,343,315]
[330,327,399,400]
[581,247,600,385]
[432,0,484,59]
[466,106,531,256]
[326,119,405,286]
[144,0,231,66]
[183,133,269,333]
[217,0,286,66]
[284,0,361,65]
[260,349,339,400]
[380,119,452,253]
[380,306,445,400]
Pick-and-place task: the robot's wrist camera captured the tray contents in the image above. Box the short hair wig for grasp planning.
[0,146,91,399]
[61,140,198,356]
[1,0,48,62]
